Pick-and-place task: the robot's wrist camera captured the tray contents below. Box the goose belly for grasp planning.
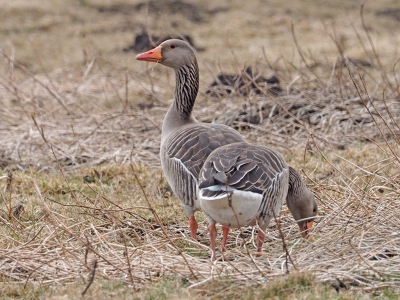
[199,186,263,228]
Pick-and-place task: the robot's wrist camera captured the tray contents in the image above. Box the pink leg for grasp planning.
[221,226,230,252]
[256,228,265,257]
[189,216,198,240]
[209,223,217,261]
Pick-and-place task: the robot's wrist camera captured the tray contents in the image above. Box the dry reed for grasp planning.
[0,17,400,296]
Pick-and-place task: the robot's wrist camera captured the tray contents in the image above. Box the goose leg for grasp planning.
[256,227,266,256]
[221,226,230,252]
[189,216,198,239]
[209,222,218,261]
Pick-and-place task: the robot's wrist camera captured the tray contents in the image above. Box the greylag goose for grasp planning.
[198,142,317,260]
[136,39,245,239]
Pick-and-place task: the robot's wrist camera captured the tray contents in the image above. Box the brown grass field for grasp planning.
[1,0,400,299]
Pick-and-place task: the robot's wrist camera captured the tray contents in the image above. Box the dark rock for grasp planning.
[376,8,400,22]
[214,105,262,130]
[206,67,281,97]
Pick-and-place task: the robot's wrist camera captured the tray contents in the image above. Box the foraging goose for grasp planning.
[136,39,245,239]
[198,143,317,260]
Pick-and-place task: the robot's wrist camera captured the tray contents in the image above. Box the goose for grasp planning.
[136,39,245,239]
[198,142,317,260]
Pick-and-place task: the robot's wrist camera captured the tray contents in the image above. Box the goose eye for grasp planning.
[170,43,176,49]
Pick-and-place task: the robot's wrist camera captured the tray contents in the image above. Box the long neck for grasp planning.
[287,167,309,222]
[173,61,199,119]
[287,167,304,199]
[286,167,306,219]
[161,60,199,142]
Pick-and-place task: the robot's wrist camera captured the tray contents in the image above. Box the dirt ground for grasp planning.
[0,0,400,299]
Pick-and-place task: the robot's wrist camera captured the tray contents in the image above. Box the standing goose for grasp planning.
[198,142,317,260]
[136,39,245,239]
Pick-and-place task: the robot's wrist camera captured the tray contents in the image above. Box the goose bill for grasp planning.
[136,45,163,62]
[301,221,313,238]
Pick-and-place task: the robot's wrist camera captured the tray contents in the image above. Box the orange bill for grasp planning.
[136,45,163,62]
[301,221,313,238]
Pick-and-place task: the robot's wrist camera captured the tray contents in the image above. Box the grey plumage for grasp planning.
[288,166,307,198]
[199,142,289,228]
[136,39,317,258]
[137,39,245,239]
[162,124,245,213]
[198,142,317,260]
[286,166,317,237]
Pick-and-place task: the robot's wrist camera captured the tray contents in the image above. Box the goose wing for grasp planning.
[199,143,289,218]
[162,124,245,210]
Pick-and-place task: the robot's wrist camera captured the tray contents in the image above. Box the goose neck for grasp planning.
[161,62,199,142]
[173,62,199,120]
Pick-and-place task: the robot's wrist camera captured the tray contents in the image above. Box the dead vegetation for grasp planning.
[0,0,400,299]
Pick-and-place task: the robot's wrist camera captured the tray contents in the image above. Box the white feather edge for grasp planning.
[199,185,262,201]
[172,157,198,185]
[165,157,201,213]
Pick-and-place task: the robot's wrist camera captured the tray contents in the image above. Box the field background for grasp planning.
[1,0,400,299]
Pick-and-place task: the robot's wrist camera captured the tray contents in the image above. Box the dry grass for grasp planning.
[1,0,399,74]
[1,0,400,299]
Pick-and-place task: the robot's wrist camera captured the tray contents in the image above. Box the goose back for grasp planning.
[198,142,289,228]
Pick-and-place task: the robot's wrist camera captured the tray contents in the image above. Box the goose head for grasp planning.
[136,39,196,70]
[287,186,317,239]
